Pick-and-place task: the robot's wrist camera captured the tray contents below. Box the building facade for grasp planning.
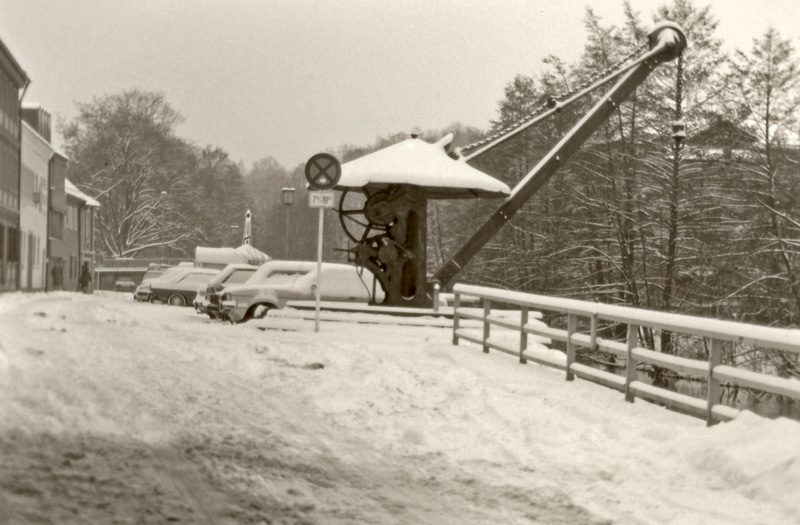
[47,150,71,290]
[0,38,29,291]
[65,179,99,292]
[19,119,51,290]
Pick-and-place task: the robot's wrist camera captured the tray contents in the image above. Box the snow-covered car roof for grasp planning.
[153,266,218,284]
[195,245,270,267]
[207,264,259,286]
[335,134,510,199]
[226,262,367,293]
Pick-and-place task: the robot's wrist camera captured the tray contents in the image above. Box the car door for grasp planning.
[318,267,371,302]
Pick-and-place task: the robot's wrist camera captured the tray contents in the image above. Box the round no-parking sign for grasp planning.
[304,153,341,190]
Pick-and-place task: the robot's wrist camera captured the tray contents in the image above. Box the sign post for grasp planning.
[304,154,341,332]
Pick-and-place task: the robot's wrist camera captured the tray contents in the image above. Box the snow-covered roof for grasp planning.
[65,178,101,207]
[335,134,510,199]
[195,245,271,267]
[51,146,69,161]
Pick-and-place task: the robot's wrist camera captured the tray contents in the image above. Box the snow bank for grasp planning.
[1,291,799,524]
[685,411,800,520]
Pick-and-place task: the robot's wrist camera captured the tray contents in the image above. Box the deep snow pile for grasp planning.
[1,291,799,524]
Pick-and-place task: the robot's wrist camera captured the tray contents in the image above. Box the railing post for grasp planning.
[519,306,528,364]
[452,289,461,345]
[625,324,639,403]
[590,313,598,351]
[482,299,491,353]
[707,338,722,426]
[566,313,577,381]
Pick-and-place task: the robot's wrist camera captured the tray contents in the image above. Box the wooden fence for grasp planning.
[452,283,800,425]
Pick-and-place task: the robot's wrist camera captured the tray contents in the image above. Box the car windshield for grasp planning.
[179,273,216,285]
[141,270,164,281]
[223,269,256,284]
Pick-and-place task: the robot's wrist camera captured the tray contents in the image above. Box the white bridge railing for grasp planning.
[452,283,800,425]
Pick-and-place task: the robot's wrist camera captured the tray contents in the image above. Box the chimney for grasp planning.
[21,105,52,143]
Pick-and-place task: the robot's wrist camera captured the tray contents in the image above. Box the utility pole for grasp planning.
[281,187,295,259]
[160,191,167,261]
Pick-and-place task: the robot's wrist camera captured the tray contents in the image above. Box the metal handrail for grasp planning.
[452,283,800,426]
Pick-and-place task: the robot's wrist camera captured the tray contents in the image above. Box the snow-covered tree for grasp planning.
[62,90,201,258]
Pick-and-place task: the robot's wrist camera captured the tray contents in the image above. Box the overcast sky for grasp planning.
[0,0,798,170]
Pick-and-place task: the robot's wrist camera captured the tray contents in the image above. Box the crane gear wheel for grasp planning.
[337,188,393,244]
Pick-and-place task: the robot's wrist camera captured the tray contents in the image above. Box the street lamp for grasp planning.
[159,191,167,261]
[281,187,295,259]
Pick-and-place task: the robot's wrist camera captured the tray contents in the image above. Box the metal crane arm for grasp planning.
[431,22,687,290]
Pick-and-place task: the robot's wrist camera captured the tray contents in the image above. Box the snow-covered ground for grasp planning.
[1,291,799,524]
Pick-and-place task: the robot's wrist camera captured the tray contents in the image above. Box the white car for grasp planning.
[202,260,319,320]
[194,263,258,317]
[220,262,384,323]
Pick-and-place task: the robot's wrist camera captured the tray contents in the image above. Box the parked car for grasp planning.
[202,260,319,320]
[114,277,137,293]
[134,266,187,302]
[220,262,385,323]
[194,263,258,317]
[150,267,220,306]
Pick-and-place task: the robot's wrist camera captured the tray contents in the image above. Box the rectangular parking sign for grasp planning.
[309,191,335,208]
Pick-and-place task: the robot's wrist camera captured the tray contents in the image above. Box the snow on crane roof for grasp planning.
[64,179,101,207]
[194,245,271,268]
[335,134,510,199]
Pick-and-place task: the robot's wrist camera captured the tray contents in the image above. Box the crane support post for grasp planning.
[431,23,686,289]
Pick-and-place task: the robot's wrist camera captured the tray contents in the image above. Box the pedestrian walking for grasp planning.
[79,262,92,293]
[51,261,63,291]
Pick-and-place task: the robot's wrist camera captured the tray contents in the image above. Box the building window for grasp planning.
[65,205,78,230]
[7,228,18,262]
[50,211,64,240]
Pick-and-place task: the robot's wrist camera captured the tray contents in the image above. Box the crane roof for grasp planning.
[335,134,510,199]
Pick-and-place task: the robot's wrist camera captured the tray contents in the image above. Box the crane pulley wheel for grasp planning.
[336,188,394,244]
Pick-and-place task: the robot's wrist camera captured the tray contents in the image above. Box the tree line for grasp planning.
[446,0,800,340]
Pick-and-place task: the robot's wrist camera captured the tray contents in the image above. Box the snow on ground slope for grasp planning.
[1,292,799,524]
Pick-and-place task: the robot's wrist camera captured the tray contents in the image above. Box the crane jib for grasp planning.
[430,24,687,293]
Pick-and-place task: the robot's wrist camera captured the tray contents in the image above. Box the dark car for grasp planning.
[114,277,137,293]
[134,266,187,302]
[150,268,219,306]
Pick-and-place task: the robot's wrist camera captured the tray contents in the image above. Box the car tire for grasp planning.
[250,304,271,319]
[168,294,186,307]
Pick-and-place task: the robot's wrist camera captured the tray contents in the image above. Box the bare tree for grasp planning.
[62,90,202,258]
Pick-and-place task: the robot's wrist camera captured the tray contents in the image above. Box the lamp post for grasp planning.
[230,224,240,247]
[159,191,167,261]
[281,187,295,259]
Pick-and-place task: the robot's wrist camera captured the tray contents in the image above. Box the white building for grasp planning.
[19,120,51,290]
